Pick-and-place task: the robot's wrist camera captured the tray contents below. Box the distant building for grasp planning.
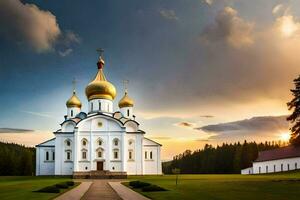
[241,146,300,174]
[35,54,162,177]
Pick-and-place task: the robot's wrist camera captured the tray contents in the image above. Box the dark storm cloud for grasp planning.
[197,115,289,133]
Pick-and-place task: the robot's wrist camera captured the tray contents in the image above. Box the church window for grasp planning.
[82,151,87,159]
[129,150,134,160]
[274,165,276,172]
[66,140,70,146]
[99,101,101,110]
[91,103,93,111]
[53,151,55,161]
[145,151,147,159]
[258,167,261,174]
[296,163,298,169]
[98,151,102,158]
[266,166,268,173]
[129,140,133,145]
[114,139,119,146]
[288,164,290,170]
[127,109,130,117]
[46,151,49,161]
[281,164,283,171]
[98,139,102,146]
[114,150,119,159]
[150,151,153,159]
[82,139,87,146]
[66,151,71,160]
[71,110,73,117]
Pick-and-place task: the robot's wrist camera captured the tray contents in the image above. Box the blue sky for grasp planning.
[1,0,300,159]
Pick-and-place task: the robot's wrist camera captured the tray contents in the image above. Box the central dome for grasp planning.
[85,57,116,101]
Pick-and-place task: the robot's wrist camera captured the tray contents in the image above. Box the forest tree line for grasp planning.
[163,141,283,174]
[0,142,35,175]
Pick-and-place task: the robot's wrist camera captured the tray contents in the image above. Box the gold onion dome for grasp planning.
[119,92,134,108]
[85,56,116,101]
[66,91,82,108]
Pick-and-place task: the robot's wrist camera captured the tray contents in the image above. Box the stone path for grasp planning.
[109,182,150,200]
[81,180,122,200]
[55,181,92,200]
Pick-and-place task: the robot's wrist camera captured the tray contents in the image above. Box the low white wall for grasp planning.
[253,157,300,174]
[241,167,253,175]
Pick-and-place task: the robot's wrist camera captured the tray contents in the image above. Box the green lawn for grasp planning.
[0,176,75,200]
[127,172,300,200]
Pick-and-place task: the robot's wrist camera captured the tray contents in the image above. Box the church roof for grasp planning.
[255,145,300,162]
[36,138,55,147]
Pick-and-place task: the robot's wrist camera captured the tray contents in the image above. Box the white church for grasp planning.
[35,53,162,177]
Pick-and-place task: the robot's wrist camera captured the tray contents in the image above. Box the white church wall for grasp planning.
[67,107,80,119]
[143,146,161,174]
[120,107,133,119]
[253,157,300,174]
[54,134,74,175]
[61,121,75,132]
[241,167,253,175]
[124,121,138,132]
[124,134,143,175]
[89,99,113,113]
[36,147,55,175]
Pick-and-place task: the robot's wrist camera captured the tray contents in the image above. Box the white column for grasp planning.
[90,131,93,170]
[74,131,78,171]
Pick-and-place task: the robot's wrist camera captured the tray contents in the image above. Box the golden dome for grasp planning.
[66,91,82,108]
[119,92,134,108]
[85,56,116,101]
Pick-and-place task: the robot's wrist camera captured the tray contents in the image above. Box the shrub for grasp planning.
[36,185,60,193]
[66,181,75,186]
[55,182,69,189]
[141,184,167,192]
[129,181,151,188]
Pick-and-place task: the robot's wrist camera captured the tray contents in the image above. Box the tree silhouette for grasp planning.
[287,75,300,146]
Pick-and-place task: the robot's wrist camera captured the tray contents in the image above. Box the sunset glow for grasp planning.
[280,132,291,141]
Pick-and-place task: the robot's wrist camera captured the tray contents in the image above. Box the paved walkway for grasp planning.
[109,182,150,200]
[81,180,122,200]
[55,181,92,200]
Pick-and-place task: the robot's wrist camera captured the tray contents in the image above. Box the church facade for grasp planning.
[35,54,162,176]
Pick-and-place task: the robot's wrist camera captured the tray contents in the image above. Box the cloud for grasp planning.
[0,128,34,133]
[272,4,284,15]
[274,15,300,38]
[58,48,73,57]
[174,122,196,129]
[159,9,179,21]
[200,115,215,118]
[0,0,61,52]
[196,115,289,140]
[203,0,213,5]
[21,110,55,119]
[200,6,254,48]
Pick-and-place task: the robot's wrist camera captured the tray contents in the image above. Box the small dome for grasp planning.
[66,91,82,108]
[119,92,134,108]
[85,56,116,101]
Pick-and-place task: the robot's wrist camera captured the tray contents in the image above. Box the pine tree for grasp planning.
[287,75,300,146]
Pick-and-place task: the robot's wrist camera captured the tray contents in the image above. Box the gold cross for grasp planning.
[123,80,129,93]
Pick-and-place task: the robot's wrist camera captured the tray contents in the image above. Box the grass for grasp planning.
[127,171,300,200]
[0,176,77,200]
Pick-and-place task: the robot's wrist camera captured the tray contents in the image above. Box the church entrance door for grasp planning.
[97,161,103,171]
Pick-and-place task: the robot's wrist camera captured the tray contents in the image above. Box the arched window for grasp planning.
[98,151,102,158]
[98,139,103,146]
[65,140,71,147]
[66,151,71,161]
[281,164,283,171]
[52,151,55,161]
[288,164,290,170]
[99,101,101,110]
[113,138,119,146]
[296,163,298,169]
[82,150,87,159]
[150,151,153,159]
[266,166,268,173]
[259,167,261,174]
[129,150,134,160]
[71,110,73,117]
[82,138,88,146]
[46,151,49,161]
[127,109,130,117]
[274,165,276,172]
[91,103,93,111]
[145,151,147,159]
[113,149,119,159]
